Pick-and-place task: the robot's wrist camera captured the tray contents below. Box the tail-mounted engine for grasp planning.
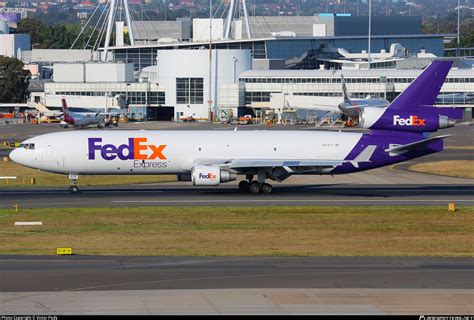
[359,107,456,133]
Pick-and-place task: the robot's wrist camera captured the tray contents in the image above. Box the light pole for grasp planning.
[280,93,288,124]
[457,0,460,57]
[232,57,238,84]
[368,0,372,70]
[208,0,213,122]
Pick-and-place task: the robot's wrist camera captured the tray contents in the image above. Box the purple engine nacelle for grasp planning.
[359,107,457,133]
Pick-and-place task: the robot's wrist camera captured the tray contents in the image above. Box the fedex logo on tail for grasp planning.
[393,115,426,127]
[199,172,217,179]
[88,137,167,161]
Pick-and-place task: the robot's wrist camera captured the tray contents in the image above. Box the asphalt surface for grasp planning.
[1,256,472,292]
[0,183,473,208]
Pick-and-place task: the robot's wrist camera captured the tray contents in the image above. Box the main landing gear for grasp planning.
[238,174,273,194]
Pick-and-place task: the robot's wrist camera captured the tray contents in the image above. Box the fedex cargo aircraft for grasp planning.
[10,61,462,194]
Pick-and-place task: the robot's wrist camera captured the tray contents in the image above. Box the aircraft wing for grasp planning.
[308,104,339,112]
[192,145,377,176]
[228,159,343,170]
[42,111,63,117]
[193,158,342,170]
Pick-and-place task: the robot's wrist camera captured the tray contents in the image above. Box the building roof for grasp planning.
[239,66,474,78]
[102,34,454,51]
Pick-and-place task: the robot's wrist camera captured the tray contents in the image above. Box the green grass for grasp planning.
[0,206,472,256]
[0,160,176,187]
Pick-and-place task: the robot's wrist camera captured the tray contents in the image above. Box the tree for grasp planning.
[16,18,44,47]
[0,56,31,103]
[17,18,102,49]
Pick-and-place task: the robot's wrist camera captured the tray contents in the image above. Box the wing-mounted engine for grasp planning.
[192,166,236,186]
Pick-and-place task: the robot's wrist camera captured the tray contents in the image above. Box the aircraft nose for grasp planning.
[9,148,25,166]
[9,148,19,163]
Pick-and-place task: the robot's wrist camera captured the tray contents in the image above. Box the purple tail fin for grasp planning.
[389,60,453,110]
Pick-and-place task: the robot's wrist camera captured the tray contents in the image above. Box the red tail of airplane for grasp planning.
[61,98,75,125]
[61,98,69,116]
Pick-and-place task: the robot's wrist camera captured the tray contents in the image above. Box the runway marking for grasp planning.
[0,190,164,195]
[113,199,474,204]
[1,187,473,195]
[64,269,462,292]
[306,188,474,192]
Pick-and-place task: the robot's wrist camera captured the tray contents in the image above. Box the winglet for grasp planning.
[351,145,377,168]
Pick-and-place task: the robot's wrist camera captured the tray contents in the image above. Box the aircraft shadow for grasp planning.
[2,184,472,199]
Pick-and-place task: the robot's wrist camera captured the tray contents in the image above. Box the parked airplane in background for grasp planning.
[61,99,104,129]
[337,75,389,118]
[308,75,390,118]
[10,61,462,194]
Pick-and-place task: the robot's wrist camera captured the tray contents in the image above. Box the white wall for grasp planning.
[85,63,134,83]
[313,24,327,36]
[53,63,134,83]
[28,49,95,63]
[54,64,85,83]
[0,34,30,58]
[192,18,224,42]
[157,49,251,120]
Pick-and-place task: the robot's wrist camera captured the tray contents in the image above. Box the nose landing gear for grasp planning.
[68,173,80,194]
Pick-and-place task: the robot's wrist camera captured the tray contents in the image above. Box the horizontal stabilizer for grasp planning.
[435,107,464,120]
[384,135,451,154]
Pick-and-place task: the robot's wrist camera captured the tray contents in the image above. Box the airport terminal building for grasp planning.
[24,15,473,121]
[33,53,473,122]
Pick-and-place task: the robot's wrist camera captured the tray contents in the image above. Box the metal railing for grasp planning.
[314,111,342,127]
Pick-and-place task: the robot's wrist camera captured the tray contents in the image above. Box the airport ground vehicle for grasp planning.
[104,115,119,127]
[10,61,462,194]
[238,115,253,125]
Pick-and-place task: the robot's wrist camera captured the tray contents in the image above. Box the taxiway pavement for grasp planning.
[1,182,473,208]
[1,256,472,292]
[1,256,473,315]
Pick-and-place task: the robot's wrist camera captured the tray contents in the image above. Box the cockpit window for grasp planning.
[18,143,35,150]
[20,143,35,150]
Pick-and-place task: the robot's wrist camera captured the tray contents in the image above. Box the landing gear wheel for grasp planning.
[261,183,272,194]
[69,185,79,193]
[249,182,261,194]
[238,180,250,192]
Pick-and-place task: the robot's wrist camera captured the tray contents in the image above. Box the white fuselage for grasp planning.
[64,112,102,127]
[11,130,363,175]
